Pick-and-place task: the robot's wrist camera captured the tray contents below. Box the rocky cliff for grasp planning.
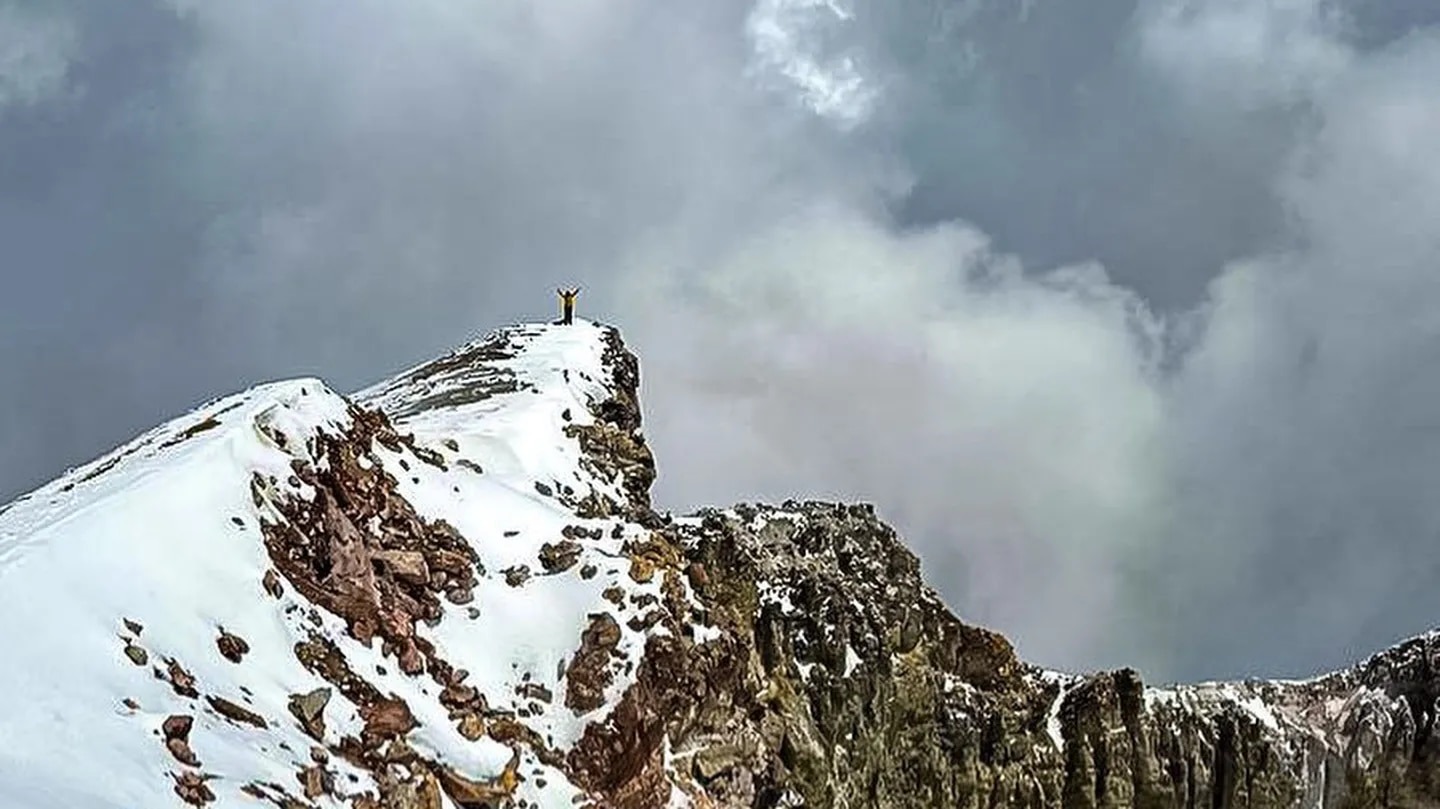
[0,321,1436,809]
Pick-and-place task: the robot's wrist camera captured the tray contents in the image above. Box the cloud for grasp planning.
[0,4,77,112]
[622,205,1168,667]
[745,0,878,128]
[1135,0,1353,113]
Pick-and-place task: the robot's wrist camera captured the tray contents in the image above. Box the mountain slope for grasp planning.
[0,321,1437,809]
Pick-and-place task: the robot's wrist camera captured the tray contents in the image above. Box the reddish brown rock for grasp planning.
[373,549,431,586]
[215,628,250,663]
[166,737,201,767]
[172,771,215,806]
[361,698,417,740]
[162,714,194,741]
[564,612,622,713]
[165,659,200,698]
[206,695,267,728]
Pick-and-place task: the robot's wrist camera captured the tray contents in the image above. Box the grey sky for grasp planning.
[4,0,1440,684]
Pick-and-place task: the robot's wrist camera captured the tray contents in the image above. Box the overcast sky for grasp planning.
[4,0,1440,684]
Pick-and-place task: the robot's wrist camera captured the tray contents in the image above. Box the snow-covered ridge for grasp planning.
[0,320,681,809]
[6,318,1440,809]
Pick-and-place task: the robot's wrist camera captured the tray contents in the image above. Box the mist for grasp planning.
[4,0,1440,683]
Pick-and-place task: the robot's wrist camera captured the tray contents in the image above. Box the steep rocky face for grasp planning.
[563,498,1440,809]
[464,327,1440,809]
[5,321,1440,809]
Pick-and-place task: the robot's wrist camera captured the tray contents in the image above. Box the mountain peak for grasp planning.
[3,319,1440,808]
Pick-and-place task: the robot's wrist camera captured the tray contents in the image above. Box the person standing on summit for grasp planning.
[557,287,579,325]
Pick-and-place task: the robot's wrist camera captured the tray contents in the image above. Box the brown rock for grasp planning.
[429,549,472,575]
[263,569,284,598]
[123,618,144,636]
[397,641,426,675]
[361,698,416,739]
[685,562,709,589]
[626,610,664,633]
[380,770,443,809]
[580,563,598,580]
[503,565,531,587]
[299,764,328,799]
[216,628,250,663]
[172,771,215,806]
[564,613,622,713]
[440,683,478,708]
[374,549,431,585]
[166,659,200,698]
[206,695,267,728]
[163,714,194,740]
[383,738,419,764]
[167,737,201,767]
[457,714,486,741]
[628,557,656,584]
[539,540,583,573]
[517,682,554,703]
[122,698,140,711]
[433,763,516,808]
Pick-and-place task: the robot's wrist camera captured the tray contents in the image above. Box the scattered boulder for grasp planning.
[206,695,267,729]
[165,659,199,698]
[262,569,284,598]
[288,687,331,739]
[361,698,417,740]
[215,628,250,663]
[123,643,148,667]
[162,714,200,767]
[172,771,215,806]
[538,540,583,573]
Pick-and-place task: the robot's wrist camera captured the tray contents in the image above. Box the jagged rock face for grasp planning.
[6,320,1440,809]
[561,501,1440,809]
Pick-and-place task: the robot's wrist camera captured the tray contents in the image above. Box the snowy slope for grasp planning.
[0,321,682,809]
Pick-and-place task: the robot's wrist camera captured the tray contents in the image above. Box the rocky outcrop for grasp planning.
[568,327,658,524]
[470,326,1440,809]
[552,495,1440,808]
[77,320,1440,809]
